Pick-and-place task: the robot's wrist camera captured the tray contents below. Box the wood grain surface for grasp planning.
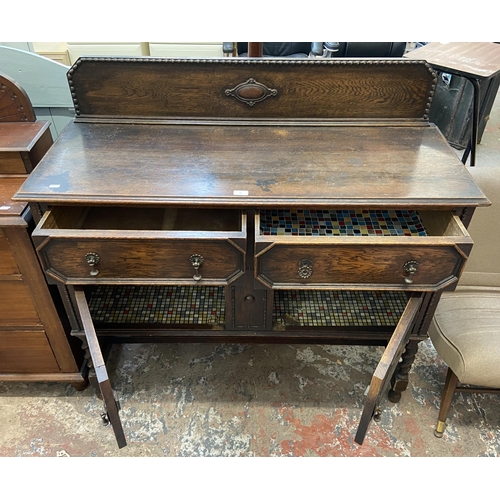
[14,121,488,207]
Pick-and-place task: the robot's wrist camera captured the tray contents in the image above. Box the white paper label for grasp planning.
[233,190,249,196]
[0,206,11,210]
[49,184,61,188]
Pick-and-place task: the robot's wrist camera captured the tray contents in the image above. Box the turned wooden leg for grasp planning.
[70,380,89,391]
[388,339,420,403]
[434,367,459,438]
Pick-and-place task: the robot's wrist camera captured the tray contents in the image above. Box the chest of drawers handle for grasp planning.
[85,252,100,276]
[189,254,204,281]
[403,260,419,284]
[298,259,313,279]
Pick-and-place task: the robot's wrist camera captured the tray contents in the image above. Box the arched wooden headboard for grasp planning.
[0,70,36,122]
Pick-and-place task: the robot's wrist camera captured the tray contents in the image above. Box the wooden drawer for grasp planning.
[0,330,60,372]
[0,230,20,275]
[0,152,25,174]
[0,123,52,174]
[0,280,41,326]
[255,210,473,291]
[33,206,246,285]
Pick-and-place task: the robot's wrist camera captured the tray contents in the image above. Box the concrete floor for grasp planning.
[1,80,500,460]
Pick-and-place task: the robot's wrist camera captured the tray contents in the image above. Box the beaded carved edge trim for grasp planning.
[67,57,437,119]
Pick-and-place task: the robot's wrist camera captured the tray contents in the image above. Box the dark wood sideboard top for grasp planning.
[12,57,490,209]
[14,121,488,208]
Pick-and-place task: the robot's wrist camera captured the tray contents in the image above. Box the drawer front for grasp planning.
[0,281,41,326]
[0,151,26,174]
[37,238,245,284]
[0,330,60,373]
[0,231,20,275]
[256,243,467,290]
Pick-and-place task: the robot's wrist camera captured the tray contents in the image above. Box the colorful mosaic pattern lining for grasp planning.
[260,209,427,236]
[88,285,225,325]
[88,285,407,329]
[273,290,408,327]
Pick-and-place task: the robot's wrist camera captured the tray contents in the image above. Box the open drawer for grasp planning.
[255,209,473,291]
[33,206,246,285]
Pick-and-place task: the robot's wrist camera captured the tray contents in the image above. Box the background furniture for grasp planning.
[222,42,323,57]
[428,163,500,437]
[0,71,85,387]
[0,46,74,139]
[149,42,224,58]
[1,42,226,63]
[320,42,406,57]
[66,42,150,62]
[31,42,70,65]
[405,42,500,166]
[13,57,488,448]
[428,68,500,151]
[222,42,406,58]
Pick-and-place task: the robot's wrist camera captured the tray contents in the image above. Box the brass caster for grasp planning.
[434,420,446,438]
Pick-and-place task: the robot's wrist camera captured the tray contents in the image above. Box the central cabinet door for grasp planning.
[33,206,246,285]
[255,209,473,291]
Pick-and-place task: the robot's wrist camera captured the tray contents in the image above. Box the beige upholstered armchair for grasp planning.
[428,164,500,437]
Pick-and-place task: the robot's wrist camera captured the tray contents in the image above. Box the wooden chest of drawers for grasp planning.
[0,122,53,174]
[0,178,84,385]
[13,58,490,448]
[0,71,85,387]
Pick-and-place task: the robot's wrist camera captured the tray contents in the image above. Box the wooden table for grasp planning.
[405,42,500,166]
[13,57,490,448]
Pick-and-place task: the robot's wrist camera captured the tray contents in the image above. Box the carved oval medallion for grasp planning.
[225,78,277,106]
[237,84,266,100]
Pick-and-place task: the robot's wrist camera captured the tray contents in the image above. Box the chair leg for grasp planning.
[434,367,459,438]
